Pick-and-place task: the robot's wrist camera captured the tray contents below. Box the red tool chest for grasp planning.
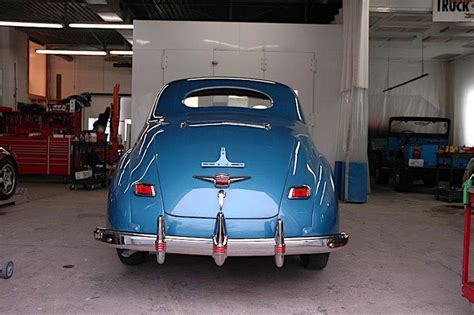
[0,136,71,175]
[0,110,81,176]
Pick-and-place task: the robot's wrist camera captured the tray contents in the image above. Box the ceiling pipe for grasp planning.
[382,73,429,92]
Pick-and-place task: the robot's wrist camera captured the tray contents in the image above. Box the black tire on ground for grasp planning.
[394,161,412,192]
[375,168,390,184]
[116,249,147,265]
[1,260,14,279]
[423,173,437,187]
[300,253,329,270]
[0,159,17,200]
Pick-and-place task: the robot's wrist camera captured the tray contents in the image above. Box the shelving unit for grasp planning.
[436,152,474,202]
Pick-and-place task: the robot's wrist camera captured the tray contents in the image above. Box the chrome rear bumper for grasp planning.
[94,214,348,267]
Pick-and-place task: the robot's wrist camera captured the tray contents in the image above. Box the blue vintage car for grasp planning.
[95,77,348,269]
[372,116,452,191]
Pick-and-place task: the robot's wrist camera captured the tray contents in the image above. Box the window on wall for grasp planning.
[28,41,47,98]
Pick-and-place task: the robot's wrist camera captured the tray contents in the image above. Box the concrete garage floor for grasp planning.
[0,184,471,314]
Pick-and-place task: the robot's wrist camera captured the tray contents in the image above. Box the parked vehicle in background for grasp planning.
[372,117,450,192]
[94,77,348,270]
[0,146,17,200]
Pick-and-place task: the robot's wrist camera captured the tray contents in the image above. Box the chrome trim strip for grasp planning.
[184,121,271,131]
[94,228,348,256]
[186,77,276,84]
[193,173,252,188]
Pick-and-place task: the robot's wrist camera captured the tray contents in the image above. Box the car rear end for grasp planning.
[95,78,348,269]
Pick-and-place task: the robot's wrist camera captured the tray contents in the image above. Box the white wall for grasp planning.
[0,27,28,107]
[450,57,474,147]
[369,39,451,138]
[369,59,450,136]
[48,55,132,128]
[132,20,343,165]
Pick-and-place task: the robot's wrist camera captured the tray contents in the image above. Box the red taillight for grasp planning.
[134,183,156,197]
[412,146,421,159]
[288,186,311,199]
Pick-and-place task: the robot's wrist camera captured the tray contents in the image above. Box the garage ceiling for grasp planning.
[0,0,342,49]
[0,1,126,47]
[370,10,474,61]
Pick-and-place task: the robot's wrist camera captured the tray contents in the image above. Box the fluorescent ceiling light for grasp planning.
[36,49,107,56]
[0,21,63,28]
[109,50,133,55]
[97,12,124,22]
[69,23,133,29]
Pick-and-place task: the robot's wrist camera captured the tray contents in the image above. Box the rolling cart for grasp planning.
[69,137,108,190]
[462,175,474,302]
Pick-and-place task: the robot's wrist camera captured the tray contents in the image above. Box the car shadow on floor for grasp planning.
[100,253,331,292]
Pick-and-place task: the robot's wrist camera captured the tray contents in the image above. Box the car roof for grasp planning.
[151,77,304,122]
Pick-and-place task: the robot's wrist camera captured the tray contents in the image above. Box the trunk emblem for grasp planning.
[193,173,250,188]
[201,147,245,168]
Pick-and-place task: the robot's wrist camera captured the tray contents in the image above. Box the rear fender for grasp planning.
[108,122,166,233]
[108,151,132,230]
[278,134,338,237]
[127,123,165,233]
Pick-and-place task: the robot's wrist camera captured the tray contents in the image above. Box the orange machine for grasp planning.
[109,84,120,163]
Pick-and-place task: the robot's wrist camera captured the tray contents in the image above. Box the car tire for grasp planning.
[394,161,412,192]
[0,260,14,279]
[0,159,17,200]
[375,167,390,184]
[373,153,390,185]
[116,249,147,265]
[300,253,329,270]
[423,174,436,187]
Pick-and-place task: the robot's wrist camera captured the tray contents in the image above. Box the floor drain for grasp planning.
[62,265,74,269]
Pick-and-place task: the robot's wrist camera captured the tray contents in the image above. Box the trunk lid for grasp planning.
[155,117,295,219]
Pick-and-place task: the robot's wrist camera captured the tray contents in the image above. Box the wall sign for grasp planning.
[433,0,474,22]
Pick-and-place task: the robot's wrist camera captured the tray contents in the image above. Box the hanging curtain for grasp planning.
[334,0,369,203]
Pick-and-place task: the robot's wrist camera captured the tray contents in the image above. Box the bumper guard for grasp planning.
[94,214,349,268]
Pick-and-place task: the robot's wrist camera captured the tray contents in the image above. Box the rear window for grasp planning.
[389,119,449,135]
[183,88,272,110]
